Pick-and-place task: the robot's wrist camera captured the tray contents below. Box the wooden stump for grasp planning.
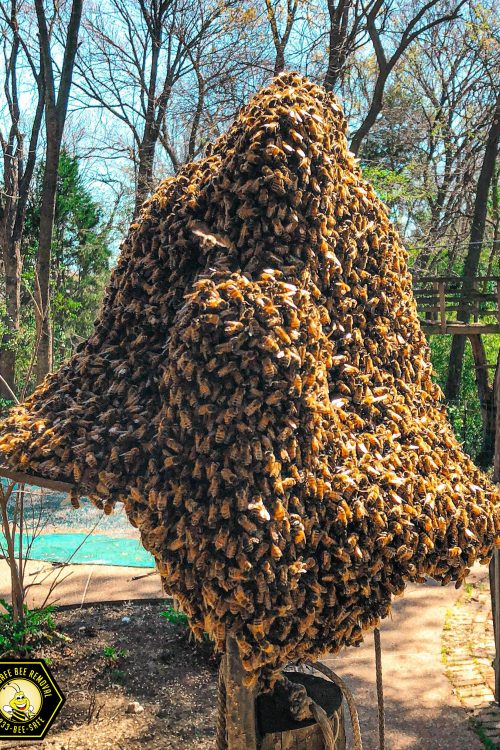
[224,638,345,750]
[260,721,345,750]
[224,637,258,750]
[257,672,345,750]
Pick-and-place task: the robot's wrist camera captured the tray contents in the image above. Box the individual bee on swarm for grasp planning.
[2,684,37,722]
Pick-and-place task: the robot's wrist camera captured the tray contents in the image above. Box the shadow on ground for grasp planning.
[325,578,484,750]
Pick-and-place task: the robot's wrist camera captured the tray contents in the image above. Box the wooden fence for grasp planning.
[412,275,500,335]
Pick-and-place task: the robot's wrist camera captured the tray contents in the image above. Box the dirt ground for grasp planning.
[2,575,491,750]
[9,601,219,750]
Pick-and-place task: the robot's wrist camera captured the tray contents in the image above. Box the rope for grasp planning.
[216,658,227,750]
[374,627,385,750]
[310,660,363,750]
[311,700,337,748]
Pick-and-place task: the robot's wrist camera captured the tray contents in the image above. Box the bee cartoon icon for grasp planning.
[1,680,41,723]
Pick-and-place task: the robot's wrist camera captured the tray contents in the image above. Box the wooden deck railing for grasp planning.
[412,275,500,335]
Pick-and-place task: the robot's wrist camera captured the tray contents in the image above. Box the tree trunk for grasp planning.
[469,334,496,467]
[34,0,83,384]
[273,47,285,76]
[0,237,21,398]
[323,0,351,92]
[445,93,500,400]
[350,74,387,156]
[0,486,25,623]
[135,130,157,217]
[35,124,60,384]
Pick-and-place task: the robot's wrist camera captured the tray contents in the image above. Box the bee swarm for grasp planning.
[0,72,498,687]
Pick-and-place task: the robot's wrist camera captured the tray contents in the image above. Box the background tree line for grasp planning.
[0,0,499,465]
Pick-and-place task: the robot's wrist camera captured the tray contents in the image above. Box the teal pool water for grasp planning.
[0,532,155,567]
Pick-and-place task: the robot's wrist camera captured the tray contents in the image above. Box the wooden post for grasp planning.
[491,351,500,703]
[0,465,75,493]
[438,281,446,333]
[496,279,500,329]
[225,637,258,750]
[494,351,500,484]
[493,551,500,703]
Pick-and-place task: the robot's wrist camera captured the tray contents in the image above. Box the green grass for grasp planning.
[160,604,189,626]
[0,599,57,657]
[464,582,474,599]
[441,644,451,659]
[102,646,129,663]
[471,718,499,750]
[442,608,453,631]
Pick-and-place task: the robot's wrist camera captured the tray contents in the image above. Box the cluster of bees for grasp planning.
[0,72,498,687]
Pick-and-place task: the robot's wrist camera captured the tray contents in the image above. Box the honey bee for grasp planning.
[294,529,306,545]
[209,476,219,497]
[273,500,286,521]
[229,389,244,408]
[228,566,248,581]
[179,411,192,430]
[245,400,261,417]
[310,528,323,549]
[238,515,258,534]
[262,358,276,379]
[225,536,237,558]
[69,489,80,508]
[215,425,226,444]
[197,378,211,397]
[270,544,282,559]
[221,467,237,484]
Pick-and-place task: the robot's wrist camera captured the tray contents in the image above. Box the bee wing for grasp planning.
[2,705,12,714]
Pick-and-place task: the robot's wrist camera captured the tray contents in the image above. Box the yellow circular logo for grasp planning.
[0,678,42,724]
[0,660,65,740]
